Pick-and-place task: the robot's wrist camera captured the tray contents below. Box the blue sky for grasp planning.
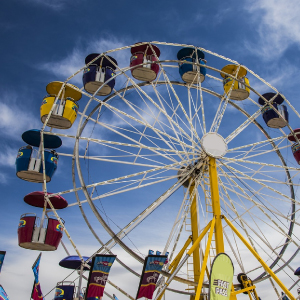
[2,0,300,299]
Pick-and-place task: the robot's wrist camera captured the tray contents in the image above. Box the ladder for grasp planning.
[184,189,195,292]
[203,173,216,270]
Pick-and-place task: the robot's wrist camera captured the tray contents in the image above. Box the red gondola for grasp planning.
[18,213,64,251]
[130,43,160,82]
[18,192,67,251]
[288,129,300,164]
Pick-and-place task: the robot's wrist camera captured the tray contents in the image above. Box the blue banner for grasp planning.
[0,285,9,300]
[136,254,167,299]
[0,251,6,273]
[113,294,119,300]
[31,253,44,300]
[86,254,116,299]
[32,253,41,283]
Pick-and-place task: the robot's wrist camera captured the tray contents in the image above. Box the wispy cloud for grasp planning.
[0,21,16,31]
[0,146,17,167]
[39,37,132,84]
[25,0,67,10]
[0,100,40,139]
[249,60,300,93]
[0,172,8,184]
[245,0,300,60]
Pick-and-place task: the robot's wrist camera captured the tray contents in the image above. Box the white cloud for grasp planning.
[0,101,40,139]
[25,0,67,10]
[39,47,84,84]
[39,37,132,85]
[0,21,16,31]
[0,172,8,184]
[0,146,17,167]
[248,61,300,94]
[245,0,300,60]
[0,237,80,299]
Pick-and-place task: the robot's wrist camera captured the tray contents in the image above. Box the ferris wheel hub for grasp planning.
[201,132,227,158]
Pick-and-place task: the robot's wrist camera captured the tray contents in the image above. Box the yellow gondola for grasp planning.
[220,64,250,101]
[40,81,82,129]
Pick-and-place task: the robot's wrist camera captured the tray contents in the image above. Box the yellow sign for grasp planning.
[209,253,234,300]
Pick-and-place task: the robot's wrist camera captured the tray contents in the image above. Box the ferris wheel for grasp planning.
[14,41,300,300]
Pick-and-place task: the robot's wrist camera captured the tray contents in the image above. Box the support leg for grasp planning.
[224,216,295,300]
[195,218,216,300]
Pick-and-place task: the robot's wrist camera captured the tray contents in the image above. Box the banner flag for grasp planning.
[136,254,167,299]
[31,253,44,300]
[113,294,119,300]
[0,252,6,273]
[0,285,9,300]
[31,283,44,300]
[209,253,234,300]
[86,254,116,299]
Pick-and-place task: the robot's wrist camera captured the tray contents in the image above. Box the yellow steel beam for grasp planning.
[169,236,193,272]
[187,221,212,256]
[223,216,296,300]
[189,183,201,285]
[230,286,237,300]
[201,248,210,279]
[195,217,216,300]
[208,157,224,253]
[208,157,237,300]
[231,285,257,296]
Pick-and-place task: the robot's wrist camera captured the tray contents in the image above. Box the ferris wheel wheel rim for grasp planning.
[48,43,297,293]
[71,75,296,287]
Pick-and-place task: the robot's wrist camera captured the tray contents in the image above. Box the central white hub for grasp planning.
[201,132,227,158]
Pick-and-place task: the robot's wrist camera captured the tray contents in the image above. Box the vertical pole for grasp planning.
[189,182,201,295]
[208,157,224,253]
[38,200,47,234]
[208,157,237,300]
[78,263,84,299]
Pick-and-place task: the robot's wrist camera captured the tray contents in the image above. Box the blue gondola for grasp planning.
[83,54,117,96]
[258,93,288,128]
[177,48,206,84]
[15,129,62,183]
[59,256,92,270]
[294,267,300,276]
[54,282,75,300]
